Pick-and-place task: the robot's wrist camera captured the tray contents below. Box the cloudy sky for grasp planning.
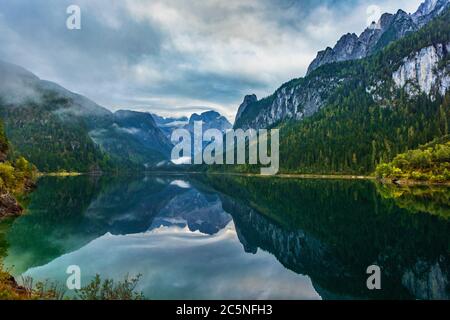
[0,0,423,120]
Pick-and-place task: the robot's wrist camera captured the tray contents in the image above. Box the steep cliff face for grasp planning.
[186,111,232,133]
[393,42,450,98]
[235,94,257,123]
[219,192,450,300]
[402,258,449,300]
[234,3,450,131]
[307,0,449,75]
[307,33,367,75]
[413,0,450,26]
[234,74,349,130]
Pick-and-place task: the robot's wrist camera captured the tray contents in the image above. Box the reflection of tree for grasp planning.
[376,183,450,219]
[3,176,181,274]
[201,174,450,299]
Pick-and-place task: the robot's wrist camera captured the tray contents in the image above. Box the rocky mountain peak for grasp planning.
[187,110,232,133]
[234,1,449,132]
[415,0,440,17]
[379,13,395,29]
[235,94,258,123]
[413,0,449,26]
[306,0,449,75]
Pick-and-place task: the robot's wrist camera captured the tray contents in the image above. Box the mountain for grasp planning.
[232,4,450,174]
[306,0,450,75]
[151,114,189,139]
[185,110,232,134]
[0,61,172,172]
[154,110,232,137]
[150,187,232,235]
[89,110,173,169]
[153,110,232,163]
[234,1,450,131]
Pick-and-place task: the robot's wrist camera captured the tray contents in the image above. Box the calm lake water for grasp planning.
[1,174,449,300]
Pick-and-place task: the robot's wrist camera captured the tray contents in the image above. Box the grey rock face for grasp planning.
[413,0,450,26]
[307,0,449,75]
[307,33,367,75]
[186,110,232,133]
[393,42,450,99]
[235,75,348,130]
[402,257,449,300]
[234,0,449,131]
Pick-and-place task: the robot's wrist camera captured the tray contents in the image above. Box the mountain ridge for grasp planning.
[230,5,450,174]
[307,0,450,75]
[0,60,172,171]
[234,1,450,131]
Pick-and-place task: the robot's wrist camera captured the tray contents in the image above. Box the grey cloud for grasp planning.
[0,0,422,119]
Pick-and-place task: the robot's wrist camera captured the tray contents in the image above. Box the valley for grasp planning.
[0,0,449,301]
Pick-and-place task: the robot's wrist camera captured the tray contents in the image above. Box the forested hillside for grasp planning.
[0,93,112,173]
[376,135,450,182]
[233,9,450,175]
[0,61,172,173]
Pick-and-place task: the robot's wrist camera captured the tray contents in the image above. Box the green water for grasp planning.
[1,174,449,300]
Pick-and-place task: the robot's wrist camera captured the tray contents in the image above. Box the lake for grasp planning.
[0,174,449,300]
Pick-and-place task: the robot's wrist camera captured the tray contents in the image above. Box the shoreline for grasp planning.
[379,178,450,187]
[38,172,83,177]
[35,170,450,186]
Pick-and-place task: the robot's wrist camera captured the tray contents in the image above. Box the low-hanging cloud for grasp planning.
[0,0,422,120]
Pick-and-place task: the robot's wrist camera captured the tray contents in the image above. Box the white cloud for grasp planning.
[0,0,426,120]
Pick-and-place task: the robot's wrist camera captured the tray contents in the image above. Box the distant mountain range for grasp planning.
[151,114,189,139]
[152,110,232,164]
[0,60,232,172]
[0,61,172,171]
[0,0,447,176]
[152,111,231,140]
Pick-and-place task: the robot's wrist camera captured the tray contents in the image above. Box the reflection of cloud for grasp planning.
[23,222,321,300]
[171,157,192,165]
[170,180,191,189]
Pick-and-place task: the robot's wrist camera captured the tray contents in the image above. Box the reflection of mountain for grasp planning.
[4,176,179,273]
[201,175,450,300]
[23,221,320,300]
[150,188,231,235]
[3,174,450,300]
[3,175,231,274]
